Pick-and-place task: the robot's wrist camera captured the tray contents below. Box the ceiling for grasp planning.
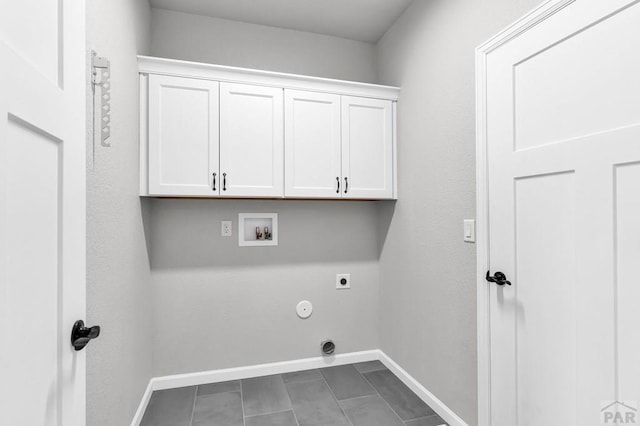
[148,0,414,43]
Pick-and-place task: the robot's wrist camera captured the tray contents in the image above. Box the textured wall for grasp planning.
[150,8,378,83]
[149,199,381,376]
[376,0,542,424]
[86,0,152,425]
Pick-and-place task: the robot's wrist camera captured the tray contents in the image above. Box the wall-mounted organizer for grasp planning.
[239,213,278,247]
[138,56,399,200]
[91,51,111,147]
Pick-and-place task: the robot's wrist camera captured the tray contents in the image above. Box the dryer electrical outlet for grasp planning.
[336,274,351,289]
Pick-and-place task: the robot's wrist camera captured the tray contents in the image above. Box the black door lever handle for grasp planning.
[71,320,101,351]
[486,270,511,286]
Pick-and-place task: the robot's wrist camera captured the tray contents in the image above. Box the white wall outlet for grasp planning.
[336,274,351,289]
[464,219,476,243]
[221,221,232,237]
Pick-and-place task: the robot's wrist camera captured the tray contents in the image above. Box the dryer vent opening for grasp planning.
[321,339,335,355]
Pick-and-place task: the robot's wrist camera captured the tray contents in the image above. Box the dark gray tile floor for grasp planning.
[140,361,448,426]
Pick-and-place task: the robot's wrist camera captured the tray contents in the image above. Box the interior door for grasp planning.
[485,1,640,425]
[0,0,86,425]
[220,82,284,198]
[284,89,342,198]
[148,75,220,196]
[341,96,393,199]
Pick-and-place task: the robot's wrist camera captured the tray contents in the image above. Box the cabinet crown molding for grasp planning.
[138,55,400,101]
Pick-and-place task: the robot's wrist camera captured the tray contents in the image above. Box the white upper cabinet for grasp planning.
[220,83,284,198]
[140,56,398,199]
[148,74,219,196]
[285,90,342,198]
[341,96,393,199]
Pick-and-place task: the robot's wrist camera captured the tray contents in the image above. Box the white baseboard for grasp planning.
[130,380,153,426]
[151,350,379,391]
[129,350,378,426]
[131,349,467,426]
[378,351,468,426]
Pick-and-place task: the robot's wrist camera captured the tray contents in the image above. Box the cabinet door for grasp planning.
[285,90,342,198]
[148,75,219,196]
[220,83,284,197]
[341,96,394,199]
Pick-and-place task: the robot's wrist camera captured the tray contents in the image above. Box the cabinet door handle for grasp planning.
[223,173,227,191]
[336,177,340,194]
[344,177,349,194]
[212,172,217,191]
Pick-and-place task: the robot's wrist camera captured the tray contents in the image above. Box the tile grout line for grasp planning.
[244,409,300,424]
[244,408,295,419]
[279,374,298,426]
[338,393,381,403]
[319,368,355,426]
[192,387,248,426]
[404,413,444,423]
[281,370,324,386]
[410,415,448,425]
[359,370,445,425]
[354,366,384,400]
[359,368,406,425]
[281,375,301,426]
[188,386,197,426]
[405,414,448,426]
[290,408,301,426]
[240,379,246,426]
[283,377,322,384]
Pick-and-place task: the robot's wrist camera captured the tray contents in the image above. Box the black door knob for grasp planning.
[71,320,101,351]
[486,270,511,286]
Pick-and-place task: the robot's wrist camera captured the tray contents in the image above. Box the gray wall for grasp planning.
[148,9,383,375]
[150,8,378,83]
[86,0,152,425]
[376,0,541,424]
[150,200,381,376]
[83,2,548,423]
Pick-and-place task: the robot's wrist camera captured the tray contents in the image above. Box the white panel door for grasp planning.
[148,75,220,196]
[285,90,342,198]
[0,0,86,425]
[484,1,640,425]
[341,96,393,199]
[220,82,284,198]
